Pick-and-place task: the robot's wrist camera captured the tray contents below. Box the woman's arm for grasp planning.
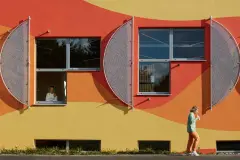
[45,93,50,101]
[189,113,200,124]
[193,114,200,121]
[53,93,58,101]
[196,115,200,120]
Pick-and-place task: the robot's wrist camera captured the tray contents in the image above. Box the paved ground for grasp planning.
[0,155,239,160]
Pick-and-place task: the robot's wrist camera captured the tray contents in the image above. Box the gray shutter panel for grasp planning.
[0,19,30,106]
[104,19,133,107]
[210,19,240,108]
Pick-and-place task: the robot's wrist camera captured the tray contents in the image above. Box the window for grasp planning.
[36,38,100,105]
[70,38,100,69]
[69,140,101,151]
[139,28,204,95]
[37,39,67,69]
[36,72,66,104]
[138,140,170,151]
[217,141,240,151]
[139,29,171,95]
[36,38,101,70]
[139,29,170,59]
[35,140,66,149]
[173,29,204,60]
[35,140,101,151]
[139,62,170,94]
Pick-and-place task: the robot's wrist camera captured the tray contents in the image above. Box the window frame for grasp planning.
[138,60,171,96]
[35,71,67,106]
[34,37,101,106]
[139,28,170,60]
[67,37,101,71]
[36,37,101,71]
[36,38,68,70]
[171,28,205,61]
[138,28,205,96]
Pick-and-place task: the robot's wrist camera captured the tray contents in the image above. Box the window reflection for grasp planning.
[173,29,204,59]
[37,39,67,68]
[139,29,170,59]
[70,38,100,68]
[138,28,205,95]
[139,62,170,93]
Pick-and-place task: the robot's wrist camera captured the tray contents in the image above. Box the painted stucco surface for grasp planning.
[0,0,240,152]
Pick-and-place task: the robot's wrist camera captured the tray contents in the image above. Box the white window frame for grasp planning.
[138,28,205,95]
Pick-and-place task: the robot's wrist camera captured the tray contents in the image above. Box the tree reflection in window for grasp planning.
[139,62,170,93]
[70,38,100,68]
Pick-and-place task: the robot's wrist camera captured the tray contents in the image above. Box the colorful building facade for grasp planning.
[0,0,240,153]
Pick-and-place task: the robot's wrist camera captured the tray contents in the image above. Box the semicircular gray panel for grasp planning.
[0,20,29,106]
[103,20,133,106]
[211,19,240,107]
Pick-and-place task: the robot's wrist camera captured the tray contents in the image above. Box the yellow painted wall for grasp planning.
[0,103,239,151]
[86,0,240,20]
[1,0,240,152]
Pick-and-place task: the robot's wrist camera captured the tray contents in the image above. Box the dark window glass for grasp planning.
[35,140,66,149]
[36,39,67,68]
[139,29,169,59]
[138,141,170,151]
[69,140,101,151]
[36,72,66,103]
[217,141,240,151]
[139,62,170,93]
[173,29,204,59]
[70,38,100,68]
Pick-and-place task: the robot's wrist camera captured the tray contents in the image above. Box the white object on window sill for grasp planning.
[137,92,171,96]
[34,101,67,106]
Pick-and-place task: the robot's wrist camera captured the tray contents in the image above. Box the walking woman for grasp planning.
[186,106,200,156]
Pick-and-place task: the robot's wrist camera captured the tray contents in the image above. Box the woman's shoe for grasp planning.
[191,151,199,156]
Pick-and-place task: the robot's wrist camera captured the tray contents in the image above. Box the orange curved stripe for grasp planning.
[67,72,123,106]
[144,69,240,131]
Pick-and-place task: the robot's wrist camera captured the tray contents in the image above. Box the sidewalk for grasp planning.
[0,155,239,160]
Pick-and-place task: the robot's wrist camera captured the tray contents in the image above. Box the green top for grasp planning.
[187,112,199,133]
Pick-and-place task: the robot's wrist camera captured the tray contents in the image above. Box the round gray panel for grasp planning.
[0,20,29,105]
[211,19,240,107]
[104,20,133,106]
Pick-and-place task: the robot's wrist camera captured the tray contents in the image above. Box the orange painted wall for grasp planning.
[0,0,240,133]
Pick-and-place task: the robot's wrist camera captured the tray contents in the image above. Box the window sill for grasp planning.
[33,101,67,106]
[36,68,100,72]
[137,92,171,96]
[67,68,100,72]
[37,69,67,72]
[171,59,206,62]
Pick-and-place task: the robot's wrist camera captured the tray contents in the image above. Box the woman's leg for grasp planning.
[191,132,200,152]
[186,133,194,153]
